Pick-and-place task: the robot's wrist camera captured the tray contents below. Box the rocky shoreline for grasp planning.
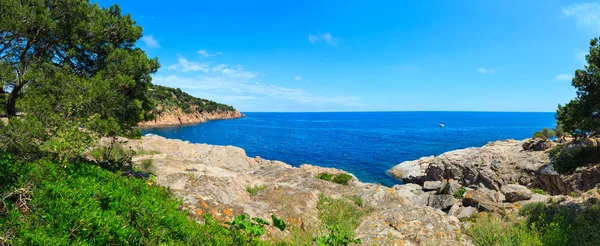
[114,136,600,245]
[138,109,243,128]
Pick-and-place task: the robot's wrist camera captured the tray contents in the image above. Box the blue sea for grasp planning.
[143,112,556,187]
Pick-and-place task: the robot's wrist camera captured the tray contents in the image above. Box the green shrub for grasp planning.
[313,225,361,246]
[531,188,548,195]
[332,173,353,185]
[246,184,267,197]
[349,195,363,207]
[467,213,542,246]
[316,173,332,181]
[533,128,555,139]
[454,187,467,199]
[0,154,270,245]
[316,194,365,243]
[552,145,600,174]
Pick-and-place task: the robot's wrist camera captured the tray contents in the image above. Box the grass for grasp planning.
[531,188,548,195]
[316,194,366,242]
[134,149,161,156]
[246,184,267,197]
[467,202,600,246]
[139,159,153,171]
[0,153,269,245]
[348,195,363,207]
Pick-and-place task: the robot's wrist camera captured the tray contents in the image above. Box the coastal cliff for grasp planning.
[139,84,243,127]
[138,108,243,127]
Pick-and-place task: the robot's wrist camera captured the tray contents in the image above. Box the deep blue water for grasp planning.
[143,112,556,187]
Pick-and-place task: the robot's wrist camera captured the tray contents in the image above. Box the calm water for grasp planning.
[143,112,556,187]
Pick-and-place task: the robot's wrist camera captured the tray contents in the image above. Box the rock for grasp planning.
[448,203,460,217]
[534,140,552,151]
[355,207,473,246]
[463,188,512,213]
[139,108,243,127]
[439,179,462,195]
[423,181,443,191]
[501,184,532,202]
[456,206,478,220]
[427,195,457,210]
[522,141,533,151]
[389,139,549,192]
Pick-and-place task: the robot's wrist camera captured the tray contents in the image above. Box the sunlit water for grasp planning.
[144,111,555,187]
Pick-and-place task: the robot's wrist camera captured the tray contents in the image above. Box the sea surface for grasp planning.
[143,111,556,187]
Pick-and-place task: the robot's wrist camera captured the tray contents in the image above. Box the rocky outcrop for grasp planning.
[501,184,532,202]
[389,139,549,190]
[138,108,243,127]
[117,135,473,245]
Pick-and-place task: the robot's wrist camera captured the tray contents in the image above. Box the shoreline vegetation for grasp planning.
[1,0,600,245]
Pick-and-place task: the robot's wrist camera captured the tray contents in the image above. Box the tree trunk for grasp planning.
[6,85,21,117]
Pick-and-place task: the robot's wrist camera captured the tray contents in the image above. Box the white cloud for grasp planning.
[294,76,303,80]
[308,33,338,46]
[555,74,574,81]
[477,68,495,74]
[563,3,600,32]
[167,55,210,72]
[197,49,222,57]
[140,35,160,48]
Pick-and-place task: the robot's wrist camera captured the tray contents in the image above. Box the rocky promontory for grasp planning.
[138,108,243,127]
[389,138,600,195]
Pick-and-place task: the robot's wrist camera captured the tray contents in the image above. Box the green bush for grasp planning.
[0,154,270,245]
[316,173,333,181]
[316,194,365,244]
[532,128,555,139]
[467,213,542,246]
[454,187,468,199]
[246,184,267,197]
[531,188,548,195]
[551,145,600,174]
[332,173,353,185]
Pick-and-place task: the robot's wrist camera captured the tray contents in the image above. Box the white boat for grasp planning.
[439,123,445,127]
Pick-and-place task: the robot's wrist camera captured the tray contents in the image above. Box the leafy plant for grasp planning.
[317,194,365,244]
[313,225,362,246]
[531,189,548,195]
[551,145,600,174]
[454,187,468,199]
[332,173,353,185]
[532,128,555,139]
[246,184,267,197]
[316,173,333,181]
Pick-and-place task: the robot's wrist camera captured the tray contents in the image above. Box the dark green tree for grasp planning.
[0,0,158,125]
[556,37,600,138]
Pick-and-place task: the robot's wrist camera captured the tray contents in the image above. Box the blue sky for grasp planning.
[97,0,600,112]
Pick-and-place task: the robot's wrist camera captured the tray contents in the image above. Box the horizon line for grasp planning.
[239,110,556,114]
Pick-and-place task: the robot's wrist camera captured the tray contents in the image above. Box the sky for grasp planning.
[96,0,600,112]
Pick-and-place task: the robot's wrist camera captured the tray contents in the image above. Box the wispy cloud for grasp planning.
[477,68,495,74]
[563,3,600,32]
[197,49,222,57]
[294,76,303,80]
[308,33,338,46]
[167,55,210,72]
[555,74,574,81]
[140,35,160,48]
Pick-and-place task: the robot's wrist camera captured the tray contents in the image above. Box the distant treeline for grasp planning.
[148,85,236,114]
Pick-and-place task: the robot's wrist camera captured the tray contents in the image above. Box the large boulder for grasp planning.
[427,195,457,210]
[439,179,462,195]
[501,184,532,202]
[389,140,549,191]
[355,207,473,246]
[423,181,443,191]
[463,188,514,213]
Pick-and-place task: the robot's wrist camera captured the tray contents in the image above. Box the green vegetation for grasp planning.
[316,194,365,245]
[531,188,548,195]
[348,195,363,207]
[332,173,353,185]
[246,184,268,197]
[0,153,273,245]
[316,172,333,181]
[532,128,555,139]
[316,173,354,185]
[557,37,600,138]
[468,202,600,246]
[454,187,468,199]
[148,85,235,114]
[549,145,600,174]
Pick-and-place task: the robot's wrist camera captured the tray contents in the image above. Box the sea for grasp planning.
[143,111,556,187]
